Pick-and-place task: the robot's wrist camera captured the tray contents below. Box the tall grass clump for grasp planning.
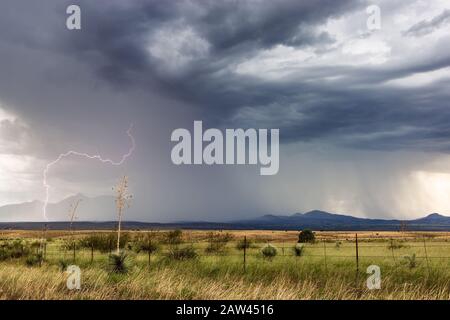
[403,254,418,269]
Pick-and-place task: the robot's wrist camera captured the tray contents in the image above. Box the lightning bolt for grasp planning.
[42,124,135,221]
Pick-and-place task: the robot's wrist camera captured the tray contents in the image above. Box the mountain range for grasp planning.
[0,194,115,222]
[0,195,449,231]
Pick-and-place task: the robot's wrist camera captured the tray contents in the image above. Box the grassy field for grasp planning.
[1,230,450,300]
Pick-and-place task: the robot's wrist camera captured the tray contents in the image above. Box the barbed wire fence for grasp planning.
[2,231,450,274]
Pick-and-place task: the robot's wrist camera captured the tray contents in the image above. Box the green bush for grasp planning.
[298,230,315,243]
[261,244,277,260]
[167,246,197,261]
[79,233,129,253]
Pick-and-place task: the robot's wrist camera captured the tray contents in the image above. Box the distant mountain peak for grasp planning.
[415,213,449,222]
[303,210,332,216]
[426,213,444,218]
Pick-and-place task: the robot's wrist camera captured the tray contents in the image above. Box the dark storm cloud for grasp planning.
[1,0,449,155]
[32,0,446,154]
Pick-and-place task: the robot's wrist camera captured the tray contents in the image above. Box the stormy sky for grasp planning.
[0,0,449,222]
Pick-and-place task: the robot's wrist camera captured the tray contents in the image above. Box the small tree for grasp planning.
[134,232,159,266]
[68,198,82,262]
[298,230,315,243]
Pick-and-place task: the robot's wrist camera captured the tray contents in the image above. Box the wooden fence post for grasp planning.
[390,238,396,264]
[323,241,327,272]
[91,243,94,264]
[73,242,76,263]
[148,238,151,267]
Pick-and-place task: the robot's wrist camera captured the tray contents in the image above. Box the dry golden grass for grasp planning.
[2,229,449,242]
[1,263,450,300]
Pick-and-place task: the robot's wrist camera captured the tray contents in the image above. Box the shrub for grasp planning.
[335,241,342,249]
[165,230,183,246]
[109,251,129,273]
[293,244,304,257]
[167,246,197,261]
[205,232,233,254]
[261,244,277,260]
[25,253,43,267]
[79,233,129,253]
[236,239,251,250]
[298,230,315,243]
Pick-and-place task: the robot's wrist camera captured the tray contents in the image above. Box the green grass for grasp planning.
[0,236,450,299]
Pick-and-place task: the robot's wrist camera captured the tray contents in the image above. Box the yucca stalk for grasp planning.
[113,176,132,254]
[68,198,82,262]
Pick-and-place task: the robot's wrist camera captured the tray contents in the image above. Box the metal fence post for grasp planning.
[423,237,430,274]
[243,236,247,273]
[355,233,359,275]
